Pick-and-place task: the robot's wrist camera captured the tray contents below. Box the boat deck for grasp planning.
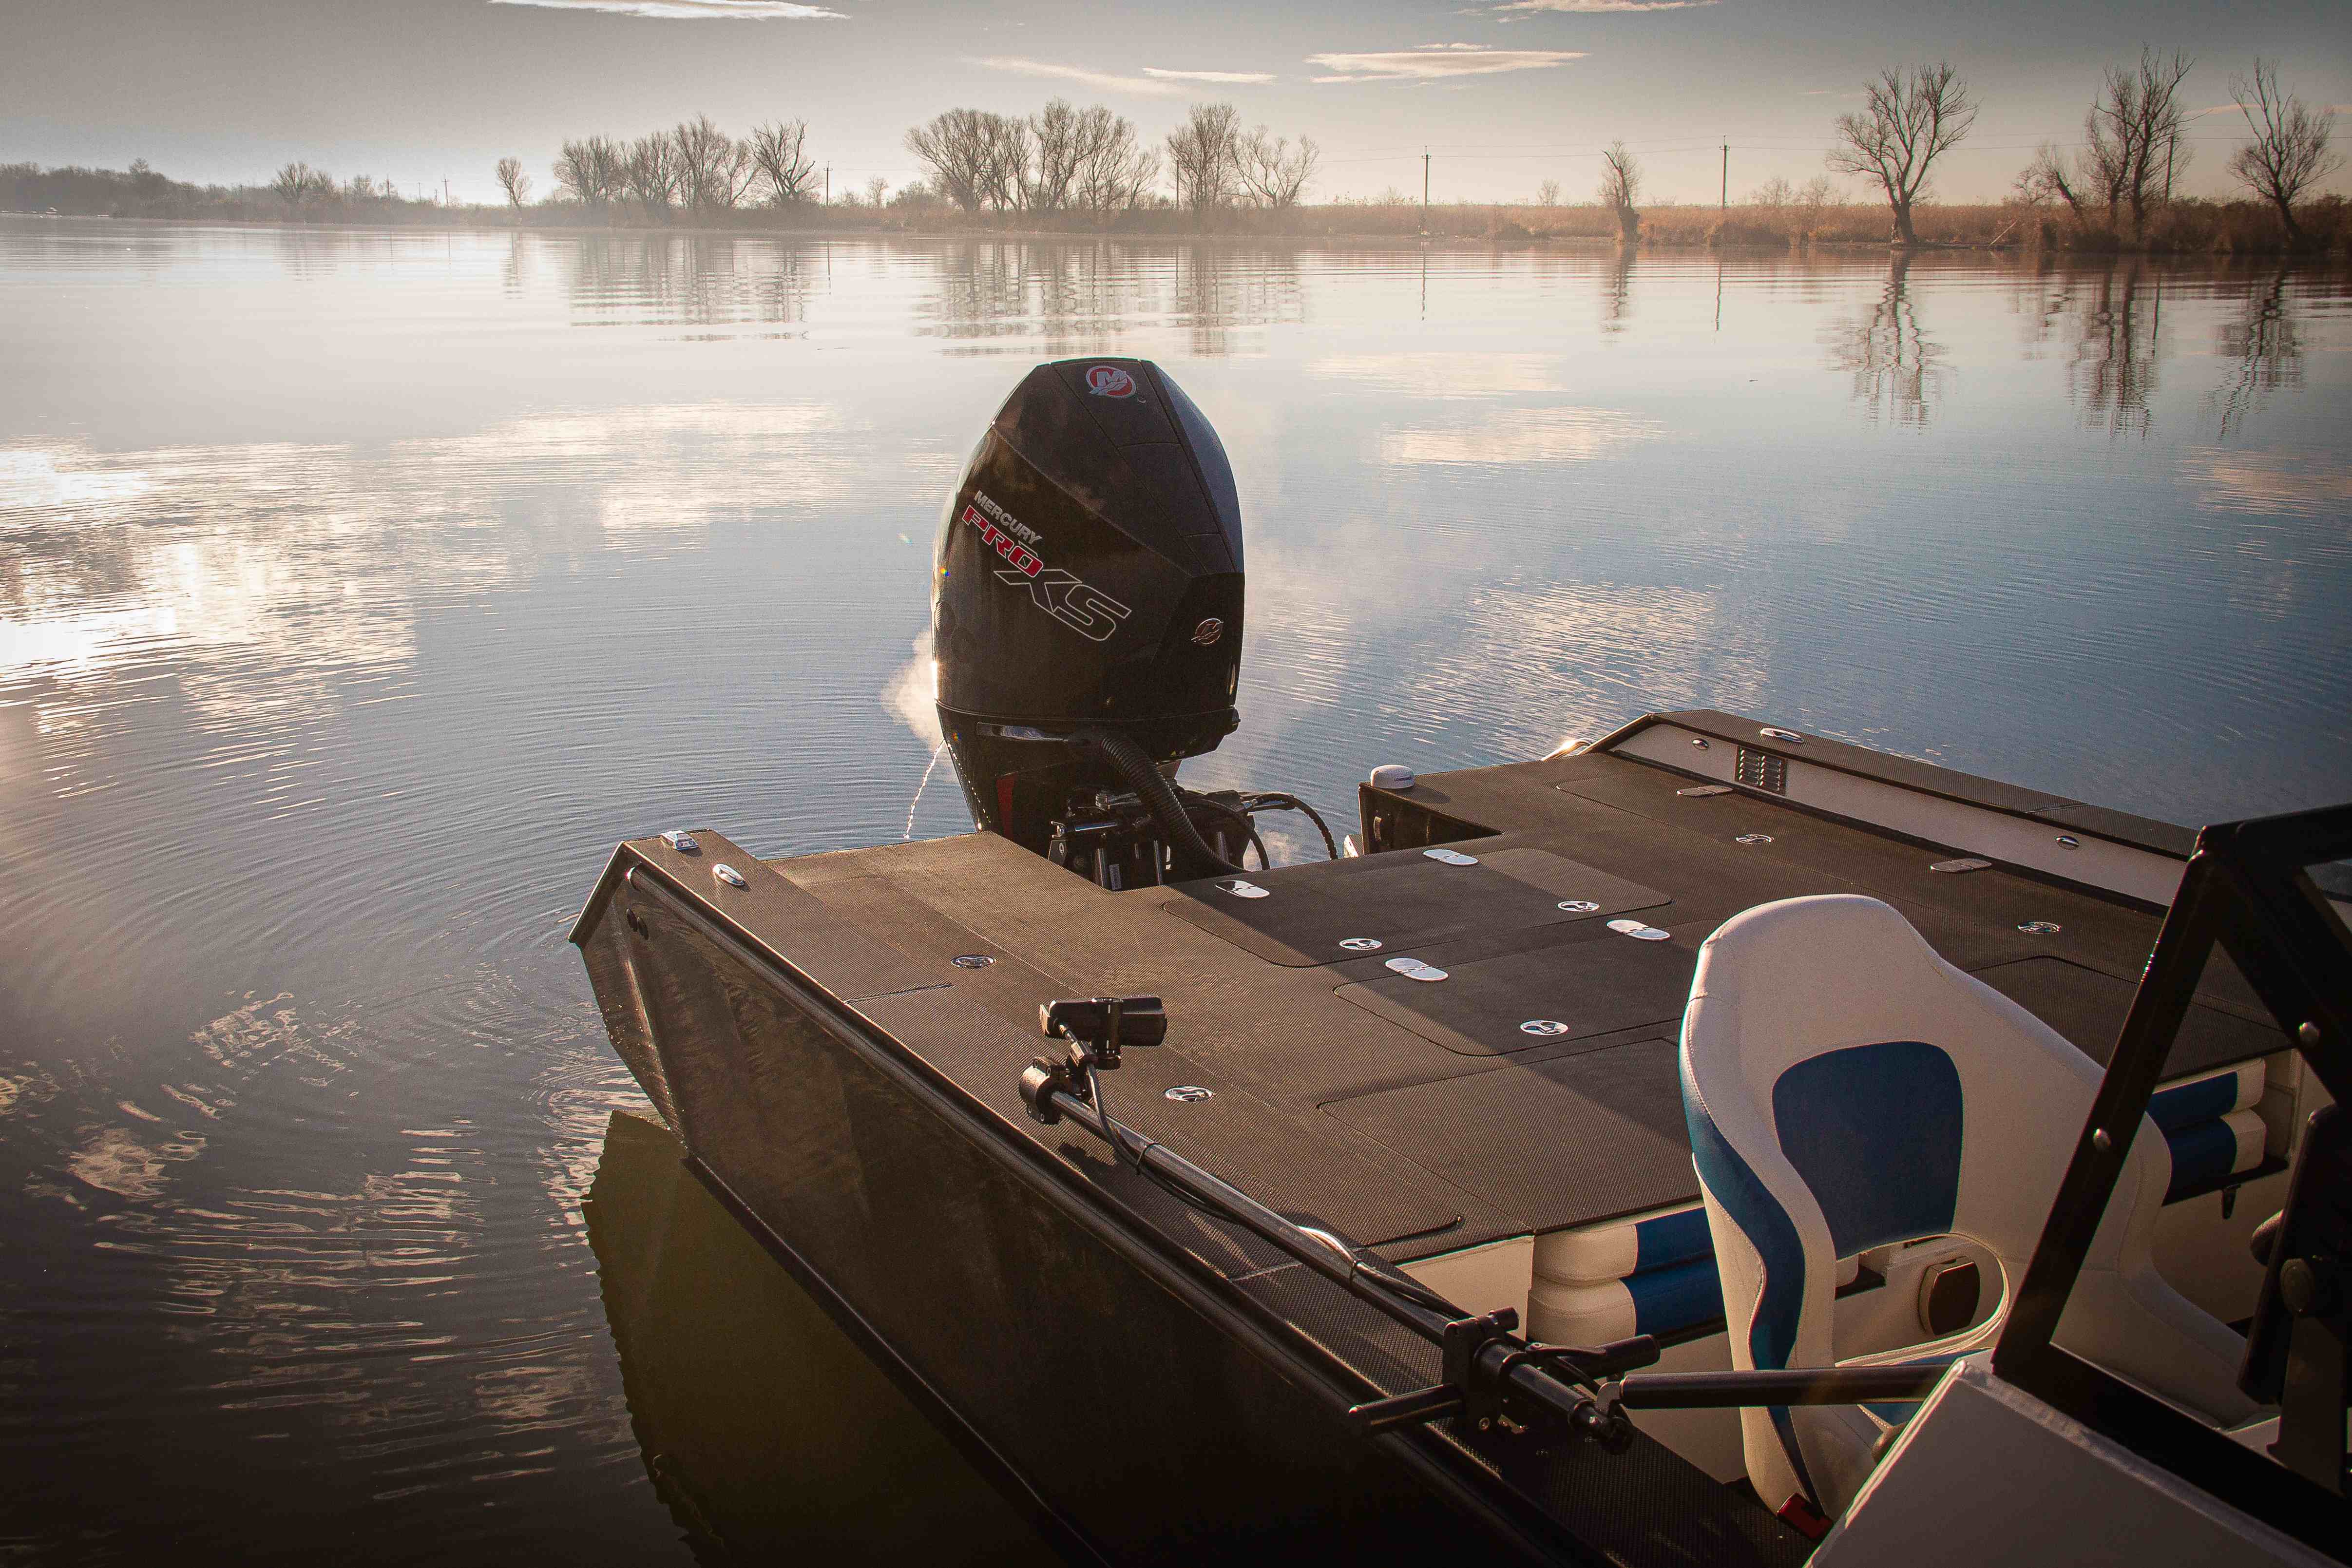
[575,708,2299,1564]
[626,710,2278,1268]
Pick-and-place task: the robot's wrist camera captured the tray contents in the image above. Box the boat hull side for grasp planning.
[579,857,1576,1566]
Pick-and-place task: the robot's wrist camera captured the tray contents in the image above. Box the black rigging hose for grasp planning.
[1185,791,1270,871]
[1080,728,1246,879]
[1244,792,1339,860]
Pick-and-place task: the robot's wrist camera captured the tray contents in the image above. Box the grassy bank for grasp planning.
[9,160,2343,255]
[1489,198,2351,254]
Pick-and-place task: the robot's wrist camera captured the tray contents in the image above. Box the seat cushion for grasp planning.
[1531,1201,1711,1285]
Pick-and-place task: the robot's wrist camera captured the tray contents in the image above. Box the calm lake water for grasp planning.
[2,217,2347,1562]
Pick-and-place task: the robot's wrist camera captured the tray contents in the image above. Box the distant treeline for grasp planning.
[1,158,453,226]
[6,53,2341,253]
[520,101,1318,231]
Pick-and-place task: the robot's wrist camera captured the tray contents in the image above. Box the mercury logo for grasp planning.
[1191,617,1224,646]
[1086,365,1135,398]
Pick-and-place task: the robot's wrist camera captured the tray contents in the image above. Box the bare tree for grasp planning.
[2013,142,2087,219]
[272,160,324,209]
[1166,102,1243,226]
[745,120,818,207]
[555,136,626,210]
[1825,63,1976,246]
[495,156,531,210]
[906,110,994,216]
[864,174,887,209]
[1536,177,1561,207]
[1598,140,1641,243]
[2021,52,2195,234]
[671,115,750,215]
[1072,105,1156,220]
[977,113,1033,214]
[1796,174,1836,234]
[2089,50,2195,232]
[2227,59,2341,247]
[1028,99,1084,215]
[1239,128,1319,211]
[1748,175,1795,210]
[627,134,682,220]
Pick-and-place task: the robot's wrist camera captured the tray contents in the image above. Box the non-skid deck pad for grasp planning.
[1165,845,1668,967]
[1971,957,2281,1077]
[848,986,1467,1249]
[1323,1037,1700,1245]
[1336,920,1705,1057]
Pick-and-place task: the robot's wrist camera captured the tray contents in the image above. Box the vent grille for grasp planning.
[1734,746,1787,794]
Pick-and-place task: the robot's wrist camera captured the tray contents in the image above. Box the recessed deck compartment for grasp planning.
[1164,844,1667,966]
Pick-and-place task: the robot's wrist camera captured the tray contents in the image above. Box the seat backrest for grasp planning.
[1683,896,2135,1358]
[1678,894,2186,1514]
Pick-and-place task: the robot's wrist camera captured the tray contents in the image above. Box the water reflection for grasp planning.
[917,241,1303,357]
[2065,263,2162,437]
[1599,247,1636,337]
[564,235,821,333]
[584,1110,1051,1564]
[1826,255,1946,426]
[2212,269,2304,440]
[1,220,2347,1561]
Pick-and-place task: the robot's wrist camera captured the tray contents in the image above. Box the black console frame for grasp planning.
[1994,802,2352,1560]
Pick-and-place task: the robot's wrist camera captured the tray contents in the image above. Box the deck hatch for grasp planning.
[1336,921,1704,1057]
[1165,847,1667,968]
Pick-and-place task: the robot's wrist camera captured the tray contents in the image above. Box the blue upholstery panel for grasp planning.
[2161,1118,2240,1201]
[1632,1206,1714,1273]
[1684,1080,1805,1371]
[2147,1074,2240,1133]
[1772,1042,1963,1258]
[1625,1256,1725,1338]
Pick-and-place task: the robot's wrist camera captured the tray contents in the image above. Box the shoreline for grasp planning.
[4,209,2334,260]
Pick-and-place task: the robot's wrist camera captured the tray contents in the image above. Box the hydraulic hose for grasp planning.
[1245,792,1339,860]
[1081,728,1246,880]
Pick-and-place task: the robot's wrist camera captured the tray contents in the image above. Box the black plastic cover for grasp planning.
[934,357,1243,741]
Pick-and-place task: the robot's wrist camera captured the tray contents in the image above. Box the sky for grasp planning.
[4,0,2348,206]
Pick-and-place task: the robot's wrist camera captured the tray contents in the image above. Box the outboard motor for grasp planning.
[936,358,1319,887]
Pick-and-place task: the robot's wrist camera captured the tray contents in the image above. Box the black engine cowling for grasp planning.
[935,358,1244,858]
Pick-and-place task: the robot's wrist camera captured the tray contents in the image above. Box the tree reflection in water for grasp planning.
[1599,245,1635,337]
[2065,262,2161,437]
[917,241,1302,359]
[1827,254,1947,426]
[2210,268,2303,440]
[562,233,819,334]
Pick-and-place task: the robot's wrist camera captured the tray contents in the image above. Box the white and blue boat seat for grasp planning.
[1678,894,2265,1523]
[1526,1071,2262,1352]
[2146,1060,2268,1201]
[1529,1202,1856,1345]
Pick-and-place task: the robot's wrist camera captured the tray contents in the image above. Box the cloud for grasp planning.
[1142,67,1278,84]
[488,0,845,16]
[1379,406,1663,466]
[2180,448,2352,519]
[968,57,1187,96]
[1309,353,1565,399]
[1309,48,1585,83]
[1493,0,1714,9]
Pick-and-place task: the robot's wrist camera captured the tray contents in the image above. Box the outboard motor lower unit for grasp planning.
[936,358,1320,886]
